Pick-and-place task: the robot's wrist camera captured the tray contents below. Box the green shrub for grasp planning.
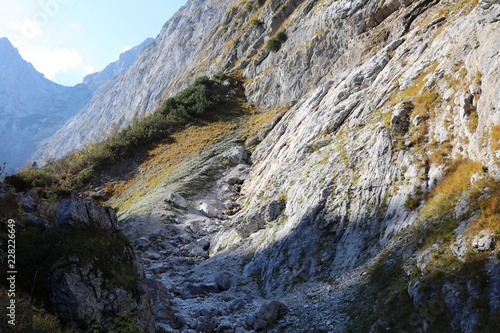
[0,289,62,332]
[272,2,282,12]
[0,194,21,223]
[6,168,57,191]
[405,187,423,211]
[213,71,229,82]
[63,167,95,190]
[109,300,143,333]
[15,225,139,305]
[251,19,264,26]
[266,31,287,52]
[6,76,225,194]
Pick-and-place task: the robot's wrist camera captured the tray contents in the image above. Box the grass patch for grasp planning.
[416,160,483,247]
[344,251,416,332]
[113,88,289,212]
[422,160,483,219]
[0,289,63,332]
[6,76,229,196]
[266,31,287,52]
[490,125,500,152]
[467,177,500,238]
[0,194,22,223]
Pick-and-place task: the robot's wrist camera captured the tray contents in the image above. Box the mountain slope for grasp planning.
[34,0,231,160]
[106,0,500,331]
[3,0,500,332]
[82,38,154,91]
[0,37,153,173]
[0,38,91,173]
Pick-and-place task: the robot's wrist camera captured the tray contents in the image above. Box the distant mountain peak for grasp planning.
[83,38,154,88]
[0,37,13,47]
[0,37,152,173]
[0,37,22,63]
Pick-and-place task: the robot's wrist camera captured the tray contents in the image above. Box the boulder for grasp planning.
[220,145,248,165]
[390,101,413,134]
[137,237,151,250]
[265,200,284,222]
[50,256,154,332]
[246,300,289,331]
[472,231,496,251]
[54,199,118,235]
[166,192,189,209]
[189,246,209,258]
[200,202,220,218]
[187,220,204,234]
[215,273,232,291]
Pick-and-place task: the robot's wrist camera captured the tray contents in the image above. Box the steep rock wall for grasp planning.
[36,0,426,161]
[213,0,500,300]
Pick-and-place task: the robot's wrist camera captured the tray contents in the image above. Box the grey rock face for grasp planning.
[479,0,500,22]
[245,300,289,331]
[472,231,496,251]
[49,200,155,332]
[488,258,500,314]
[55,199,118,235]
[83,38,154,91]
[442,283,480,333]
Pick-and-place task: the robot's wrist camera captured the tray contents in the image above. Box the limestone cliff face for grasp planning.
[34,0,231,160]
[19,0,500,331]
[104,1,500,331]
[37,0,472,160]
[229,0,500,287]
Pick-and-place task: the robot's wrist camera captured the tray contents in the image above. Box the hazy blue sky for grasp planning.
[0,0,187,86]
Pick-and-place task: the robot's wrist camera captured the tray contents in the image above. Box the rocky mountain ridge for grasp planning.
[0,37,152,173]
[0,38,91,173]
[82,38,155,92]
[2,0,500,332]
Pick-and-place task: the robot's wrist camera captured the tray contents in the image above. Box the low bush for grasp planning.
[6,76,225,194]
[251,19,264,26]
[266,31,287,52]
[0,289,62,332]
[15,225,139,305]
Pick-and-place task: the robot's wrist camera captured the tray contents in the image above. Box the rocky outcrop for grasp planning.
[48,199,155,332]
[214,0,500,298]
[0,188,156,332]
[104,1,500,332]
[82,38,154,91]
[10,0,499,332]
[54,199,118,235]
[244,301,289,332]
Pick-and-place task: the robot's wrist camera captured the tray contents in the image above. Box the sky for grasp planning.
[0,0,187,86]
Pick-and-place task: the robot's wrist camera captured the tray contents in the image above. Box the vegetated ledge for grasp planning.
[343,158,500,332]
[4,74,242,200]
